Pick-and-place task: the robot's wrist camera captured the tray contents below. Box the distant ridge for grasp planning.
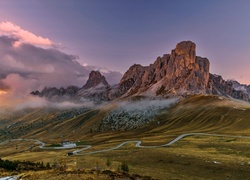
[31,41,250,102]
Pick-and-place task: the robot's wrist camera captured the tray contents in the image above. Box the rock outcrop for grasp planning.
[230,80,250,97]
[118,41,210,97]
[82,70,109,89]
[117,40,249,101]
[207,75,249,101]
[76,70,111,102]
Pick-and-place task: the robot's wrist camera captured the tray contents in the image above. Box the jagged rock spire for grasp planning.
[82,70,109,89]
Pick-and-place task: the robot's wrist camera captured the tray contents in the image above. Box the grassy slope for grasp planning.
[1,95,250,143]
[151,95,250,135]
[1,95,250,179]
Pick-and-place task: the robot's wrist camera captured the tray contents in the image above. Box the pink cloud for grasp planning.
[0,21,53,47]
[2,73,40,96]
[0,26,122,110]
[0,73,47,110]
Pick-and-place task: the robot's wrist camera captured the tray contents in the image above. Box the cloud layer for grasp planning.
[0,22,122,109]
[0,35,90,91]
[0,22,53,47]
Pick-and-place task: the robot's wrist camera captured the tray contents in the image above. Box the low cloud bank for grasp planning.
[0,93,97,114]
[0,21,122,112]
[100,98,179,131]
[116,98,178,112]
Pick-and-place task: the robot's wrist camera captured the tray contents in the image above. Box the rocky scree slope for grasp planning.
[99,98,177,131]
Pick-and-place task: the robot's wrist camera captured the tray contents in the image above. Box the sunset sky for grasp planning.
[0,0,250,91]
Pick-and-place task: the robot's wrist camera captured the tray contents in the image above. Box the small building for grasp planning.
[61,140,71,146]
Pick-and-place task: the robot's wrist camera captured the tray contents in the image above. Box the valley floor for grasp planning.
[1,133,250,179]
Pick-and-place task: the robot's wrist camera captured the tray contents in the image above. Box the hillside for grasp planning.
[1,95,250,179]
[1,95,250,144]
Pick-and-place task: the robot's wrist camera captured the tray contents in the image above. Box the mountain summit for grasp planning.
[82,70,109,89]
[119,41,209,97]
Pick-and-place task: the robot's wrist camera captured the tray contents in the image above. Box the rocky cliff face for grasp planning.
[207,75,249,101]
[230,80,250,97]
[82,70,109,89]
[118,41,249,101]
[119,41,210,97]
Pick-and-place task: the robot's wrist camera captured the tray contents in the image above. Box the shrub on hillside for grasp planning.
[121,161,129,172]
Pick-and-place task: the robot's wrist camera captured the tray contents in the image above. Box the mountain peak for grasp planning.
[175,41,196,55]
[82,70,109,89]
[118,40,209,97]
[171,41,196,66]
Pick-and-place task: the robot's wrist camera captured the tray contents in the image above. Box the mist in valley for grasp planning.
[100,98,179,131]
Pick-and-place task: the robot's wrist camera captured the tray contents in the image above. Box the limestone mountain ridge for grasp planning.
[31,41,250,102]
[117,41,249,101]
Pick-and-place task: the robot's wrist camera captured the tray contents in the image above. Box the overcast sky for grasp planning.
[0,0,250,85]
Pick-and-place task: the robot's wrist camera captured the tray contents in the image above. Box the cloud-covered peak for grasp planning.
[0,23,122,106]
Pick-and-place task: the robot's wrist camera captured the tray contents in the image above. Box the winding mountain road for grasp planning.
[1,133,250,156]
[73,133,250,155]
